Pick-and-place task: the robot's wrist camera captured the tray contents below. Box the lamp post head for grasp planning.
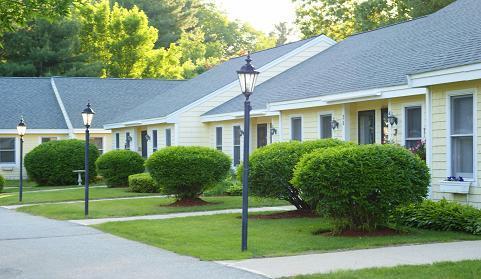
[237,53,259,98]
[82,102,95,128]
[17,116,26,137]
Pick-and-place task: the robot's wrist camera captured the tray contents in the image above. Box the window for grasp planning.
[115,133,120,149]
[319,114,332,139]
[405,106,422,148]
[90,137,104,154]
[215,127,222,151]
[165,128,172,147]
[152,130,158,152]
[233,125,241,166]
[125,132,131,150]
[291,117,302,141]
[450,95,474,179]
[0,138,15,163]
[41,137,57,143]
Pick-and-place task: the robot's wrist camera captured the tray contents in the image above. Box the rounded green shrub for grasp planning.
[96,150,145,187]
[0,174,4,192]
[24,139,99,186]
[292,144,430,231]
[128,173,159,193]
[146,146,231,200]
[242,139,352,210]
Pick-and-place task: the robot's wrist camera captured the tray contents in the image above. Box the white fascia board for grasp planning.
[51,78,75,138]
[408,63,481,87]
[73,129,111,134]
[0,129,70,134]
[268,86,427,111]
[200,109,277,123]
[107,35,336,128]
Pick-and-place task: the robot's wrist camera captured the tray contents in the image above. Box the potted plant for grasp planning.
[439,176,471,194]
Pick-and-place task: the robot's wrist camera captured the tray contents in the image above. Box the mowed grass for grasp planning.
[95,214,481,260]
[0,187,156,206]
[17,196,288,219]
[292,260,481,279]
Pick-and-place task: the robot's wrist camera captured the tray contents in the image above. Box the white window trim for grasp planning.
[90,136,105,154]
[289,115,303,141]
[215,126,223,151]
[115,133,120,150]
[165,128,172,147]
[0,136,18,166]
[317,111,334,139]
[446,89,477,182]
[39,136,59,144]
[152,129,158,152]
[233,124,242,166]
[401,102,425,147]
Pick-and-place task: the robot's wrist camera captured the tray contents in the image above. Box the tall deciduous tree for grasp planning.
[294,0,455,41]
[270,22,294,46]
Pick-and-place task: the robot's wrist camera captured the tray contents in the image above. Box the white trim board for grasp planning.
[0,129,70,134]
[408,63,481,87]
[103,35,336,129]
[51,78,75,138]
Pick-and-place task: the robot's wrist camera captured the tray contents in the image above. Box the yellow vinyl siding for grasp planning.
[430,80,481,206]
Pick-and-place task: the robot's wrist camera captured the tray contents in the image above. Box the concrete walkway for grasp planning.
[3,185,107,192]
[218,240,481,278]
[2,194,169,209]
[0,208,263,279]
[70,205,296,225]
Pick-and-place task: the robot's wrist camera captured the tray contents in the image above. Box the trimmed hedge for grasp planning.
[128,173,159,193]
[292,144,430,231]
[146,146,231,200]
[392,199,481,235]
[96,150,145,187]
[24,140,99,186]
[0,174,4,192]
[241,139,352,210]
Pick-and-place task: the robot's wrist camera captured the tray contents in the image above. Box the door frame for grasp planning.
[358,110,376,144]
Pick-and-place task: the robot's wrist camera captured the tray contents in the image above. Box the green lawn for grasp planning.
[292,260,481,279]
[0,187,156,206]
[17,196,288,219]
[94,214,481,260]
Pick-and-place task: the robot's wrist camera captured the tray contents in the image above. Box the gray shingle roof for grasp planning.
[53,77,183,129]
[111,37,317,124]
[0,78,67,129]
[205,0,481,115]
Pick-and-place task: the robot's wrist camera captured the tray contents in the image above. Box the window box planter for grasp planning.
[439,181,471,194]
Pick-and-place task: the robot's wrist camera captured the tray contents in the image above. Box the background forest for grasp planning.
[0,0,455,79]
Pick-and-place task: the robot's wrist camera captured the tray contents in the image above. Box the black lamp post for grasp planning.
[16,117,26,202]
[81,102,95,217]
[237,53,259,251]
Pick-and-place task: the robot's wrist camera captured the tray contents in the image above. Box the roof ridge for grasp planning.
[51,76,186,81]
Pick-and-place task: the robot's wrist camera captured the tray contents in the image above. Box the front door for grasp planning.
[141,130,148,158]
[358,110,375,144]
[257,124,268,148]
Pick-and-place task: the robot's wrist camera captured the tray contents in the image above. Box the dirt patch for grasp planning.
[164,198,219,207]
[317,227,403,237]
[247,210,319,219]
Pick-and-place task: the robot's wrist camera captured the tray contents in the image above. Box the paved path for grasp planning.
[3,185,107,192]
[218,240,481,278]
[2,195,169,210]
[0,208,263,279]
[70,205,297,225]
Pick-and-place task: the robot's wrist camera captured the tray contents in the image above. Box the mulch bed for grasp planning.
[318,227,402,237]
[247,210,319,219]
[164,198,219,207]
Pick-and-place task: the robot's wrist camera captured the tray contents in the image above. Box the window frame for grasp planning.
[125,132,131,150]
[215,126,222,151]
[165,128,172,147]
[152,130,158,152]
[90,136,104,154]
[115,133,120,149]
[233,125,242,166]
[40,136,59,144]
[290,115,303,141]
[403,105,423,148]
[318,112,333,139]
[447,90,476,181]
[0,137,17,165]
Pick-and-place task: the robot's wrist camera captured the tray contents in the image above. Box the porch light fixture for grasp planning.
[330,120,339,130]
[144,134,151,141]
[387,112,398,126]
[81,102,95,217]
[270,127,277,136]
[237,52,259,252]
[17,116,26,202]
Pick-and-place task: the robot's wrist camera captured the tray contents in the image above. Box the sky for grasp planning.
[212,0,300,40]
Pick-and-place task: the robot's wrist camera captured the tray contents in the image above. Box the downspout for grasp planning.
[425,88,433,199]
[51,78,75,138]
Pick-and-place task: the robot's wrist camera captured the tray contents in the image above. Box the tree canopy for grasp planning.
[294,0,456,41]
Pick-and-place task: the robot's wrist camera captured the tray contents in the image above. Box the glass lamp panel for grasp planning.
[451,95,473,134]
[238,73,247,94]
[17,125,26,136]
[82,112,94,126]
[246,72,259,93]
